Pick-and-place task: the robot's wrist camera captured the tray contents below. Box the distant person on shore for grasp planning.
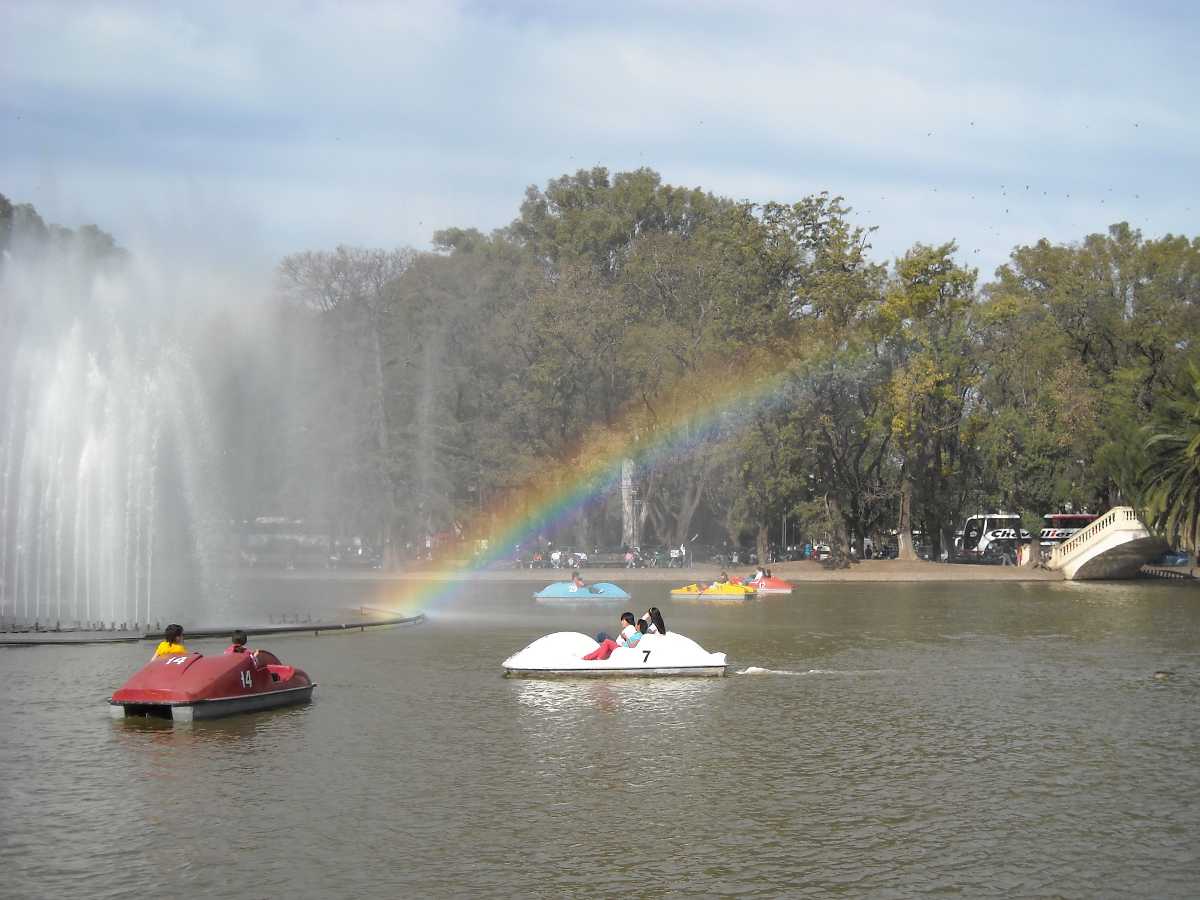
[154,624,186,658]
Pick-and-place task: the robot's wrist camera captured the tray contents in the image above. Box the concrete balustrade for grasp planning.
[1047,506,1167,580]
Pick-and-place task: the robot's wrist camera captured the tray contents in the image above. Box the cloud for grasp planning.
[2,0,1196,275]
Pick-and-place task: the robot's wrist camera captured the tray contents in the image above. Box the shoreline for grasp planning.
[238,559,1068,583]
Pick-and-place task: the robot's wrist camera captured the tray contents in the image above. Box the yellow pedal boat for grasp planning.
[669,582,758,600]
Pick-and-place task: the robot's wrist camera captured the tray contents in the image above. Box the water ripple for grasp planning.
[2,582,1198,898]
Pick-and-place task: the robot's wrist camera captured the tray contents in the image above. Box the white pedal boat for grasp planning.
[502,631,727,677]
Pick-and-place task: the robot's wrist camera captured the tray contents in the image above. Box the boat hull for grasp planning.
[534,581,631,601]
[109,649,315,722]
[110,683,315,721]
[669,582,758,600]
[742,576,793,594]
[505,665,726,678]
[670,591,756,601]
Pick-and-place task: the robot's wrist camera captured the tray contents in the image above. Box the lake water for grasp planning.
[1,578,1198,898]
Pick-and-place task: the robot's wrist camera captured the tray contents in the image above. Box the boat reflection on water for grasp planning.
[512,676,722,718]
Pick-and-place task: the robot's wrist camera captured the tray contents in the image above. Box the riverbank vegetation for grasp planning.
[4,173,1198,564]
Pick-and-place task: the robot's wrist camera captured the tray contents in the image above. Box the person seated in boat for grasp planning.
[751,566,766,583]
[582,612,638,660]
[572,570,601,594]
[225,629,249,653]
[716,570,730,584]
[153,623,187,658]
[224,629,259,657]
[626,618,649,648]
[225,629,267,668]
[642,607,667,635]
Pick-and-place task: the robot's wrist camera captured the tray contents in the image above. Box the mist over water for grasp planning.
[0,235,234,628]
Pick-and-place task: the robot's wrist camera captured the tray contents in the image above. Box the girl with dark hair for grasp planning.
[626,618,649,647]
[154,624,187,658]
[644,607,667,635]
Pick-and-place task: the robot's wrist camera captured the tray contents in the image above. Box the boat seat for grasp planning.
[265,664,295,683]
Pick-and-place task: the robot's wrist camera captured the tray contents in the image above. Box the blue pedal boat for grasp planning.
[533,581,631,602]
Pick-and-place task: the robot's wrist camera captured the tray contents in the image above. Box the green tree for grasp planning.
[0,193,12,256]
[616,204,782,546]
[978,224,1200,516]
[275,246,413,560]
[509,166,726,274]
[1141,363,1200,557]
[881,242,979,560]
[757,194,891,562]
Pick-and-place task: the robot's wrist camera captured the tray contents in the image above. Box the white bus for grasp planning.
[956,513,1031,563]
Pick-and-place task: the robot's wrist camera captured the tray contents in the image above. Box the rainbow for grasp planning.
[370,346,793,616]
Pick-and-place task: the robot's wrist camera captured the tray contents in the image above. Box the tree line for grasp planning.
[5,172,1199,565]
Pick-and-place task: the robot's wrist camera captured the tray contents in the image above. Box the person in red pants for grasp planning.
[583,612,638,660]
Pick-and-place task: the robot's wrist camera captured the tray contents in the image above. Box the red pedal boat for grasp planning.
[747,575,794,595]
[109,649,315,722]
[729,575,794,595]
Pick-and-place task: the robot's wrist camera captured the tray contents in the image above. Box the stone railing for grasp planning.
[1047,507,1143,569]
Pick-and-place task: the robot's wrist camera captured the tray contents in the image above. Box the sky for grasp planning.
[2,0,1197,279]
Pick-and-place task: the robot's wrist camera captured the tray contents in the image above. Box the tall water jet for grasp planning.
[0,217,228,629]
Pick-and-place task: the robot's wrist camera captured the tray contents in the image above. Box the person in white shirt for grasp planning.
[582,612,637,660]
[641,607,668,635]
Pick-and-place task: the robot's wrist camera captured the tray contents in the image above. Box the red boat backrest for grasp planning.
[265,665,295,683]
[254,649,281,666]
